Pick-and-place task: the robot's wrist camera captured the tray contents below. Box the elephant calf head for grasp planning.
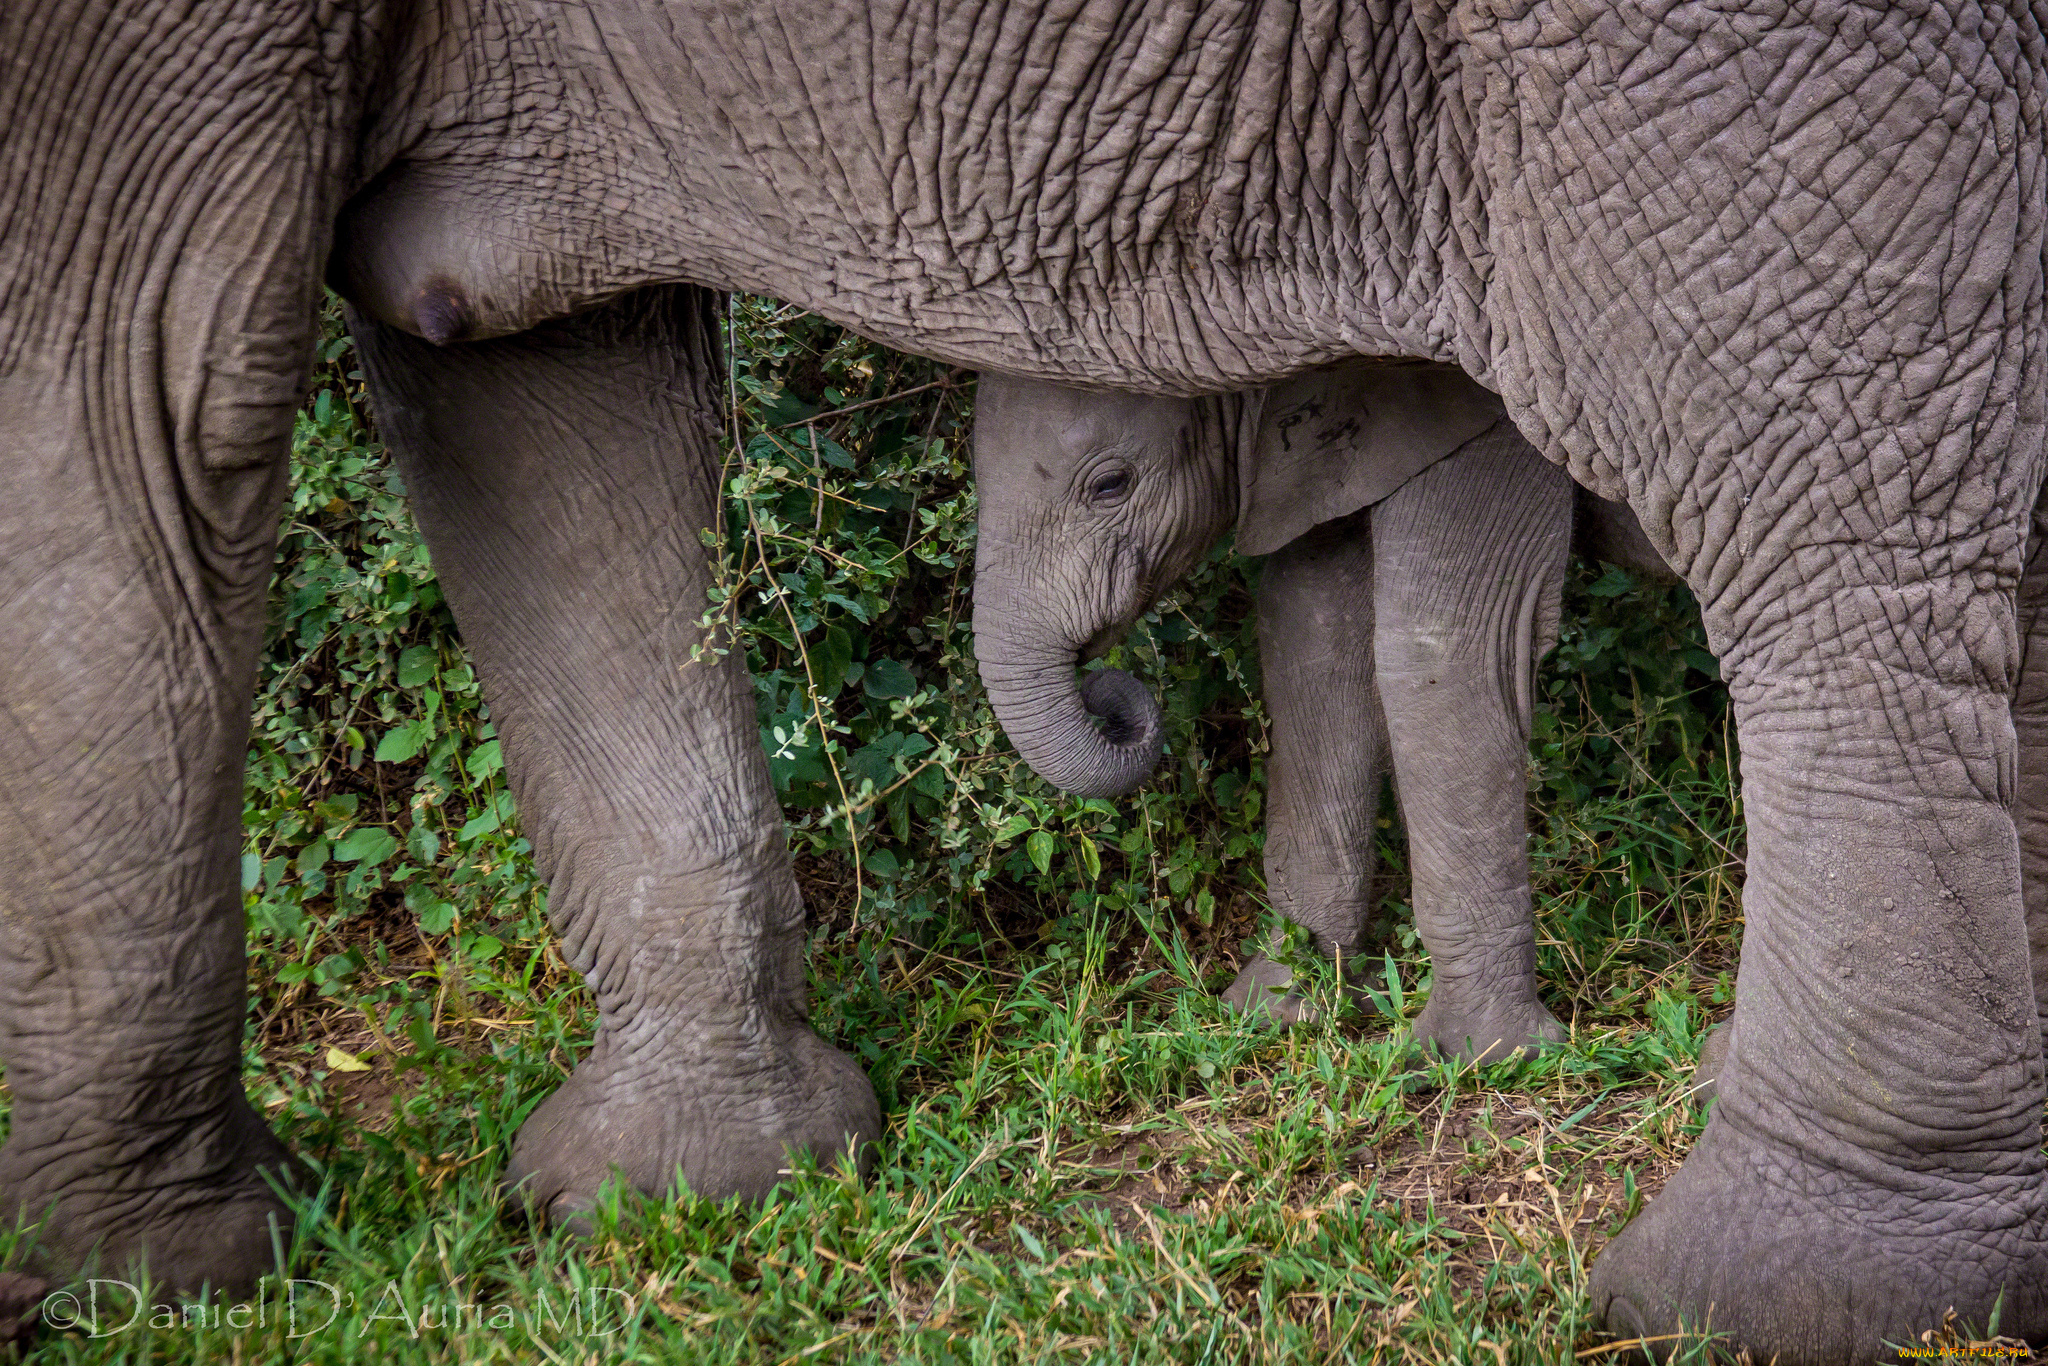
[968,380,1237,796]
[970,363,1508,797]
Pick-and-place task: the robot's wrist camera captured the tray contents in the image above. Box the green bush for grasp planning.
[707,302,1274,961]
[243,309,546,1059]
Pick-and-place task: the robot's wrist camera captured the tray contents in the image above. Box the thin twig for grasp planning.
[887,937,1024,981]
[1575,678,1742,866]
[770,375,965,430]
[841,756,941,817]
[745,498,865,918]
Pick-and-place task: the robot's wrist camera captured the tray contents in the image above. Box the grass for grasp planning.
[14,921,1732,1364]
[5,296,2023,1365]
[33,977,2031,1364]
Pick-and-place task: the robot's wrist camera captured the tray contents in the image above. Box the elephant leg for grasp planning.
[0,379,300,1298]
[1223,511,1388,1023]
[351,289,879,1226]
[1592,549,2048,1355]
[0,6,350,1291]
[1370,422,1573,1063]
[2015,499,2048,1053]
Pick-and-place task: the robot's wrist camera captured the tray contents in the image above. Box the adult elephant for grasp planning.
[3,1,2044,1360]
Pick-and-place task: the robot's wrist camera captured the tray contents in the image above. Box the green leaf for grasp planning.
[312,795,359,824]
[824,593,871,624]
[333,828,398,866]
[1026,830,1055,877]
[808,433,859,471]
[1587,566,1636,598]
[993,814,1034,844]
[458,802,502,842]
[374,720,427,763]
[814,625,853,696]
[416,897,456,936]
[864,658,917,699]
[465,740,504,782]
[1076,834,1101,883]
[1554,1098,1602,1133]
[240,852,262,892]
[397,645,439,688]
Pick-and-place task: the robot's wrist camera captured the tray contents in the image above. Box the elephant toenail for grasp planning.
[1602,1293,1656,1362]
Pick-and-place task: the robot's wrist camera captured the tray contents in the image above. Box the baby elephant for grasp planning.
[971,363,1664,1061]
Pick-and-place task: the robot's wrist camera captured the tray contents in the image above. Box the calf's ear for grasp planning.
[1237,363,1507,556]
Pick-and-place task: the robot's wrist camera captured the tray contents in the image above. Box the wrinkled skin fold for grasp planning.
[4,0,2047,1358]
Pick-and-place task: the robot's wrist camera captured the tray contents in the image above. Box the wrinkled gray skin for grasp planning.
[973,364,1594,1063]
[4,0,2047,1358]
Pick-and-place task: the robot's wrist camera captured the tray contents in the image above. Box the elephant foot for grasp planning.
[507,1022,881,1229]
[0,1092,298,1297]
[0,1272,50,1349]
[1687,1020,1731,1104]
[1410,990,1565,1064]
[1591,1120,2048,1363]
[1219,954,1374,1024]
[1219,961,1567,1064]
[1219,956,1323,1024]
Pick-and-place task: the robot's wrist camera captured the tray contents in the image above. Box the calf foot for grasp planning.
[1219,957,1318,1024]
[0,1093,297,1297]
[1220,955,1368,1024]
[507,1022,880,1229]
[1591,1117,2048,1363]
[1410,991,1565,1063]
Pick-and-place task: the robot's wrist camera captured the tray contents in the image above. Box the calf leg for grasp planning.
[1224,511,1388,1022]
[1371,422,1574,1062]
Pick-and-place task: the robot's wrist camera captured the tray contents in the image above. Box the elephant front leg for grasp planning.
[1371,424,1574,1063]
[1592,576,2048,1357]
[352,289,879,1226]
[0,33,345,1288]
[1225,511,1388,1022]
[0,386,300,1292]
